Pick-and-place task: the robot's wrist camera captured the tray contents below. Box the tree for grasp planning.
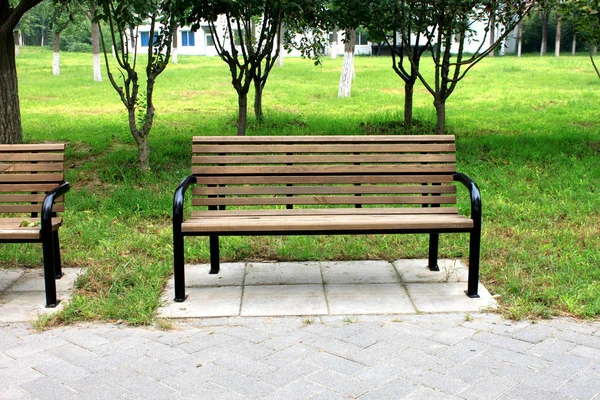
[82,1,101,81]
[365,0,430,128]
[398,0,533,134]
[185,0,291,135]
[0,0,44,144]
[50,3,72,75]
[567,0,600,78]
[96,0,176,171]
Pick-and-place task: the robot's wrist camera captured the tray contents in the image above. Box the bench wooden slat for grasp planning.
[193,144,456,154]
[0,218,63,240]
[193,135,456,143]
[193,164,456,176]
[0,163,64,172]
[0,204,64,213]
[193,185,456,196]
[0,194,63,202]
[0,183,63,192]
[0,144,65,152]
[195,175,454,185]
[191,207,460,218]
[0,154,64,162]
[193,154,456,164]
[193,196,456,207]
[0,174,64,183]
[182,213,472,233]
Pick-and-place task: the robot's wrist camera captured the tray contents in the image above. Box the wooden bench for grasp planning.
[173,135,481,302]
[0,144,70,307]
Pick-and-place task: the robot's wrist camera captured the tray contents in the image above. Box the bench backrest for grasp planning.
[0,144,65,215]
[191,136,457,209]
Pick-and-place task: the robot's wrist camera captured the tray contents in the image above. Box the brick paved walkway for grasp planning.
[1,313,600,399]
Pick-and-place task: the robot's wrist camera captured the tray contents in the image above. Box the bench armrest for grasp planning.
[41,181,71,232]
[173,175,197,228]
[453,172,481,224]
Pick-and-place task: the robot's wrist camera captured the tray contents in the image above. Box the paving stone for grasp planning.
[123,354,183,380]
[242,285,328,316]
[208,368,276,398]
[165,263,246,288]
[570,344,600,361]
[309,389,354,399]
[221,325,274,344]
[457,373,519,400]
[358,376,416,399]
[32,357,91,382]
[20,376,77,400]
[3,334,69,359]
[0,364,45,389]
[483,347,549,370]
[306,351,366,375]
[392,348,455,375]
[48,343,101,367]
[447,363,493,384]
[215,352,277,377]
[491,364,567,392]
[349,338,409,365]
[174,329,233,353]
[0,292,68,323]
[431,326,477,346]
[499,384,571,400]
[401,366,470,395]
[437,339,491,363]
[7,268,82,293]
[0,269,24,291]
[403,387,460,399]
[470,331,533,353]
[107,368,177,400]
[353,359,409,387]
[555,330,600,349]
[159,286,242,318]
[246,262,322,285]
[542,354,592,378]
[393,259,468,283]
[407,282,497,313]
[525,338,575,361]
[61,329,111,349]
[320,261,400,284]
[325,283,415,315]
[557,369,600,399]
[0,387,35,400]
[72,383,134,400]
[303,334,364,358]
[260,343,315,367]
[258,360,322,387]
[510,324,557,343]
[261,378,326,400]
[307,369,374,398]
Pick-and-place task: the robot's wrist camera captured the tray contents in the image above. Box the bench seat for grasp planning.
[182,209,473,234]
[0,218,62,240]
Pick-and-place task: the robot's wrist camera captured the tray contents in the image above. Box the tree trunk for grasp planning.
[53,31,60,75]
[91,20,102,82]
[489,11,495,57]
[404,82,414,128]
[254,79,263,123]
[330,30,338,59]
[517,20,523,57]
[434,98,446,135]
[14,30,19,56]
[572,34,576,56]
[40,27,44,47]
[237,91,247,136]
[136,137,150,172]
[172,26,178,64]
[338,28,355,98]
[277,23,284,67]
[0,31,23,143]
[540,12,548,56]
[555,14,561,57]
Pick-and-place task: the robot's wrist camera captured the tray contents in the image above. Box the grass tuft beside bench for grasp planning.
[173,135,481,302]
[0,144,70,307]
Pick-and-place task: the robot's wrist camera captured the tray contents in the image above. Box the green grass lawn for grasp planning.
[6,47,600,324]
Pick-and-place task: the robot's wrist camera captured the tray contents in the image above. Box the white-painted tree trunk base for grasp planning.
[172,48,178,64]
[93,53,102,82]
[15,45,19,57]
[53,52,60,76]
[338,52,354,98]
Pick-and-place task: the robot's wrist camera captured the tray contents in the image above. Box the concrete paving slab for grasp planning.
[321,260,400,284]
[241,285,328,316]
[394,259,468,283]
[407,282,497,313]
[7,268,82,293]
[245,262,322,285]
[164,263,245,289]
[0,269,25,291]
[0,292,67,323]
[325,283,416,315]
[158,286,242,318]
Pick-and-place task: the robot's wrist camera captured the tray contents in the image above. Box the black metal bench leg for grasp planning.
[428,233,440,271]
[465,228,481,298]
[174,231,187,302]
[209,236,220,274]
[53,230,64,279]
[42,231,59,308]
